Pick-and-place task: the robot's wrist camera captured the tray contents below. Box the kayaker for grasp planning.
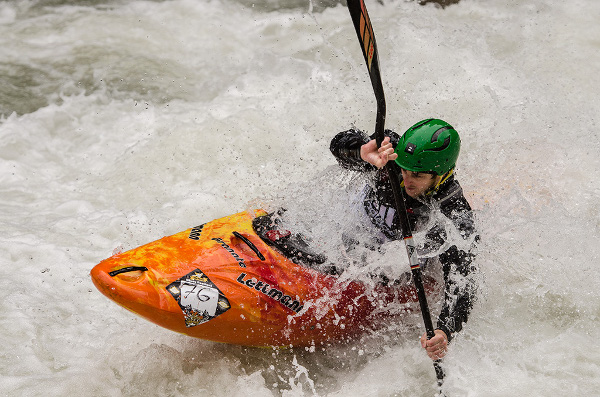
[330,118,479,361]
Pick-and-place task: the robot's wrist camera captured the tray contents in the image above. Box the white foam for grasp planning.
[1,0,599,395]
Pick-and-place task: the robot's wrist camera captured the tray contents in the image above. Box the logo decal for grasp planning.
[188,224,205,240]
[167,269,230,327]
[236,273,304,313]
[212,237,246,268]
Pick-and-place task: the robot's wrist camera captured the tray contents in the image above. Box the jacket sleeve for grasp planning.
[436,245,478,342]
[435,198,479,342]
[329,128,374,171]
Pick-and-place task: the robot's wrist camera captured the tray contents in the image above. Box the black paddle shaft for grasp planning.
[346,0,445,389]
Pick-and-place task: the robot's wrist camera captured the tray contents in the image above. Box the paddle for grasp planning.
[345,0,446,391]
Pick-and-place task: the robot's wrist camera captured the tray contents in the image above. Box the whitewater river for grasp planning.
[1,0,599,395]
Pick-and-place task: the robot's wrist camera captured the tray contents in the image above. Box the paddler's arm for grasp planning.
[420,244,478,361]
[330,128,399,170]
[420,247,477,361]
[330,128,373,171]
[420,197,479,360]
[437,246,478,340]
[436,195,479,345]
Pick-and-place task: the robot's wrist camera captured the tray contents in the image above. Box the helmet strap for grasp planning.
[427,168,454,196]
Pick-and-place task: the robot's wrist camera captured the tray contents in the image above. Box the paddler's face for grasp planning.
[400,169,440,198]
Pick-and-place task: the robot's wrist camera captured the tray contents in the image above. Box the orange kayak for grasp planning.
[91,209,437,347]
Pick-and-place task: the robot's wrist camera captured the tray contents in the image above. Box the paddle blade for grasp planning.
[346,0,386,145]
[347,0,376,72]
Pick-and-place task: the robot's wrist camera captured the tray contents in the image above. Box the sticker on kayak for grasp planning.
[166,269,230,327]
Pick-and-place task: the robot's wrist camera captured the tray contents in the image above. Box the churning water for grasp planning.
[1,0,599,395]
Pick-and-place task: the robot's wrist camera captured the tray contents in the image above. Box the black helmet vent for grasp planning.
[431,126,452,143]
[410,118,434,131]
[426,136,451,152]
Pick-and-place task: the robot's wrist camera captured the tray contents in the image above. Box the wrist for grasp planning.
[359,144,367,162]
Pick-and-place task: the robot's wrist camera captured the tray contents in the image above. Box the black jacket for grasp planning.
[330,128,479,342]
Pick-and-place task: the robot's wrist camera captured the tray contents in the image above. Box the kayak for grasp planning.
[90,209,438,347]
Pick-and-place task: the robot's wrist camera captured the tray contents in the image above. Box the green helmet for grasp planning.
[394,118,460,175]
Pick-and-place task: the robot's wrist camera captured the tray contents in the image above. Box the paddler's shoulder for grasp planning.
[435,177,478,236]
[433,176,468,208]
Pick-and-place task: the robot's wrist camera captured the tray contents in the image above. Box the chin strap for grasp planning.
[429,168,454,195]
